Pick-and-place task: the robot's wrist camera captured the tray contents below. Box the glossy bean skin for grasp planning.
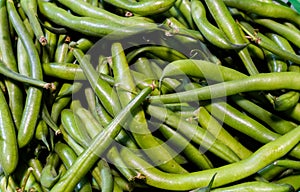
[35,119,50,150]
[126,45,188,64]
[61,109,91,148]
[72,47,122,117]
[273,159,300,170]
[239,21,300,65]
[50,87,152,192]
[210,181,293,192]
[28,158,44,183]
[54,142,93,192]
[0,60,53,89]
[223,0,300,27]
[0,0,24,130]
[230,94,297,135]
[196,106,252,159]
[146,104,241,163]
[121,124,300,190]
[276,174,300,191]
[191,0,245,50]
[111,42,187,174]
[254,19,300,48]
[150,72,300,104]
[37,0,158,39]
[40,153,61,189]
[102,0,176,16]
[56,0,155,27]
[20,0,47,46]
[0,87,18,176]
[157,123,214,170]
[160,59,247,83]
[204,0,259,75]
[7,0,44,148]
[97,159,113,192]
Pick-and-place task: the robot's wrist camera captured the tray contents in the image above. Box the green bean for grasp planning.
[61,109,91,148]
[191,0,246,50]
[37,0,157,39]
[204,0,259,75]
[205,101,280,144]
[103,0,176,16]
[126,45,188,64]
[41,102,60,134]
[111,42,187,173]
[97,159,114,192]
[160,59,247,83]
[113,176,134,192]
[20,0,47,46]
[73,104,104,138]
[56,0,155,27]
[35,119,50,150]
[0,176,17,192]
[271,91,300,111]
[54,35,69,63]
[133,57,157,80]
[276,174,300,191]
[150,72,300,104]
[254,18,300,49]
[106,146,138,181]
[50,87,152,192]
[155,136,189,165]
[223,0,300,27]
[0,87,18,176]
[50,83,74,123]
[273,159,300,169]
[20,167,44,192]
[257,163,287,181]
[167,6,190,28]
[157,123,214,170]
[146,104,240,163]
[0,0,24,130]
[40,153,61,189]
[196,106,253,159]
[42,62,114,84]
[65,38,94,63]
[163,18,205,42]
[266,33,296,57]
[72,47,122,116]
[42,62,85,80]
[43,21,57,63]
[0,60,54,89]
[28,158,43,183]
[54,142,93,192]
[59,125,104,189]
[210,181,293,192]
[230,94,297,135]
[7,0,44,148]
[175,0,195,29]
[121,124,300,190]
[55,82,83,99]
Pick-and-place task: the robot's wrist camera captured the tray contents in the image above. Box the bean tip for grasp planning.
[39,36,48,46]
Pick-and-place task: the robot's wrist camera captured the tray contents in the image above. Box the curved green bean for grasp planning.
[0,0,23,130]
[150,72,300,104]
[50,87,152,192]
[121,124,300,190]
[210,181,293,192]
[191,0,246,50]
[102,0,176,16]
[7,0,44,148]
[0,87,18,176]
[223,0,300,27]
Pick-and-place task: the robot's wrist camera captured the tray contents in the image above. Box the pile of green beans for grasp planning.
[1,0,300,191]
